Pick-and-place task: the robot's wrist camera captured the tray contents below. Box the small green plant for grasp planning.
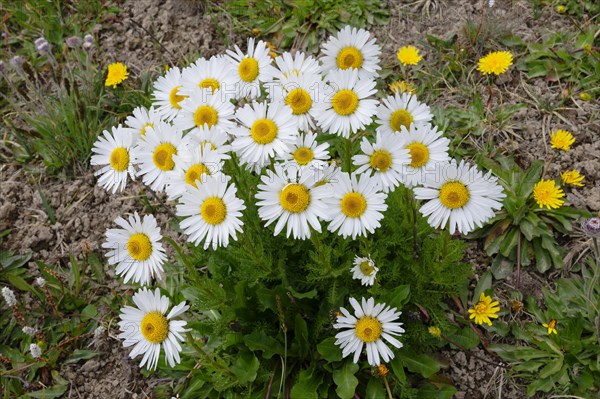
[217,0,389,51]
[472,156,587,278]
[490,250,600,396]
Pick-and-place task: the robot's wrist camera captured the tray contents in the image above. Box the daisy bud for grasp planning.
[9,55,24,68]
[1,287,17,307]
[582,217,600,238]
[34,37,47,47]
[36,41,50,55]
[82,41,94,51]
[84,34,94,43]
[29,343,42,359]
[35,277,46,288]
[0,60,5,73]
[65,36,83,48]
[93,326,106,339]
[22,326,37,336]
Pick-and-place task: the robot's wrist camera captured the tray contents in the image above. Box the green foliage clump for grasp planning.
[491,251,600,397]
[473,156,587,278]
[220,0,389,51]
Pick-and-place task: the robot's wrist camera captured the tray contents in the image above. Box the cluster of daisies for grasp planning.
[92,26,507,369]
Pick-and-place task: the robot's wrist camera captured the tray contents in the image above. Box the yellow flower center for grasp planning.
[340,192,367,218]
[390,109,413,132]
[109,147,129,172]
[293,147,314,165]
[126,233,153,261]
[336,47,363,70]
[332,90,359,116]
[279,184,311,213]
[152,143,177,171]
[285,88,312,115]
[369,150,393,172]
[355,316,383,343]
[250,119,278,144]
[140,311,169,344]
[169,85,187,109]
[439,181,470,209]
[359,260,375,276]
[185,163,211,187]
[473,302,488,315]
[140,123,154,136]
[200,197,227,225]
[407,142,430,168]
[198,78,220,93]
[193,105,219,128]
[238,57,259,82]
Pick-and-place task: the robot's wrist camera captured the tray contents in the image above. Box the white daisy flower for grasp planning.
[255,163,329,240]
[353,131,410,193]
[118,287,189,370]
[174,88,236,133]
[226,38,274,99]
[400,123,451,187]
[152,66,188,122]
[269,51,320,81]
[414,159,506,235]
[185,126,232,160]
[276,131,330,171]
[324,172,388,239]
[334,297,404,366]
[35,277,46,288]
[230,101,298,172]
[375,93,432,135]
[29,343,42,359]
[177,177,246,250]
[102,212,167,285]
[134,121,186,192]
[165,144,228,201]
[90,125,136,194]
[351,255,378,286]
[315,69,378,138]
[125,106,163,142]
[267,72,327,132]
[321,25,381,79]
[179,56,237,98]
[1,287,16,307]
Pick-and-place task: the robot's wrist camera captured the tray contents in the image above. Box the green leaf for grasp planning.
[231,351,259,383]
[390,356,407,383]
[64,349,100,364]
[333,361,359,399]
[417,383,457,399]
[317,337,342,362]
[294,314,309,358]
[539,355,563,379]
[445,326,480,350]
[365,378,386,398]
[399,348,441,378]
[526,377,554,396]
[291,366,322,399]
[381,285,410,310]
[473,272,492,301]
[23,384,68,398]
[533,240,552,273]
[81,304,97,320]
[243,330,283,359]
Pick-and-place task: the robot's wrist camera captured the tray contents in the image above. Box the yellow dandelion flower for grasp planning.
[579,92,591,101]
[556,5,566,14]
[561,170,585,187]
[467,293,500,326]
[377,364,389,377]
[396,45,422,66]
[550,129,575,151]
[533,179,565,209]
[428,326,441,337]
[389,80,416,95]
[542,319,558,335]
[105,62,129,88]
[477,51,513,75]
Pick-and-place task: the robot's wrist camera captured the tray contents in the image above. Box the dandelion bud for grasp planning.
[582,217,600,237]
[556,5,566,14]
[29,343,42,359]
[65,36,83,48]
[1,287,17,307]
[35,277,46,288]
[22,326,37,336]
[428,326,442,337]
[580,92,591,101]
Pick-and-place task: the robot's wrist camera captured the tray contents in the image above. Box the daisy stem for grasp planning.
[383,375,393,399]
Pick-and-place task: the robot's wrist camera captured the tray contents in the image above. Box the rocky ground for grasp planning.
[1,0,597,397]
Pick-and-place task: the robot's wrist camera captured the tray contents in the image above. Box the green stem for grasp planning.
[383,375,393,399]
